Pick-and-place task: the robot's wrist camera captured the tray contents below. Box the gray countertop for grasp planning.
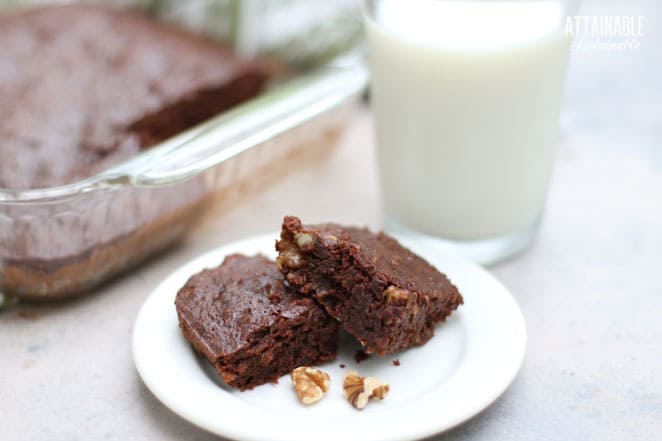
[2,0,660,440]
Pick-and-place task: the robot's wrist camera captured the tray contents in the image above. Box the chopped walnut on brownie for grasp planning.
[175,254,339,391]
[276,216,463,355]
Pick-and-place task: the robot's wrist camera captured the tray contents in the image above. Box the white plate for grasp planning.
[133,233,526,441]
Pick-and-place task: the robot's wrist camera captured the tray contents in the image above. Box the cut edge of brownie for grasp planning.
[276,216,463,356]
[0,3,274,190]
[175,254,339,391]
[178,299,338,390]
[126,70,270,148]
[215,314,338,390]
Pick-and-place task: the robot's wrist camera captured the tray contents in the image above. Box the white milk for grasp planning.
[366,1,571,240]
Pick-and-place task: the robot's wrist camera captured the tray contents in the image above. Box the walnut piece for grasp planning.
[294,232,314,248]
[291,367,331,405]
[276,239,304,270]
[343,371,390,409]
[383,286,410,303]
[322,234,338,245]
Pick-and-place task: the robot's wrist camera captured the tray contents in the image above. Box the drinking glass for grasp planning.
[364,0,577,264]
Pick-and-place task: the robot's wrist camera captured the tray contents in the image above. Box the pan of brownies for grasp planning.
[0,2,367,300]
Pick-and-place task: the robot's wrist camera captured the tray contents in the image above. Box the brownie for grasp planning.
[276,216,463,355]
[175,254,339,391]
[0,4,269,190]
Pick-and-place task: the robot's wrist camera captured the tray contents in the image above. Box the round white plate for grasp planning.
[133,233,526,441]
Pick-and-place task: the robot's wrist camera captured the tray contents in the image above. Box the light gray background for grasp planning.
[1,0,660,440]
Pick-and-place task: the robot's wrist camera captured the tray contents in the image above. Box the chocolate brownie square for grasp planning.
[276,216,463,355]
[175,254,339,390]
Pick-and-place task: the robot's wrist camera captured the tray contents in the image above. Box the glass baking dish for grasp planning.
[0,2,367,300]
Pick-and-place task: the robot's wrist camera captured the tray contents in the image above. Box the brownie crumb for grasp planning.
[392,359,400,366]
[339,364,346,368]
[354,349,370,363]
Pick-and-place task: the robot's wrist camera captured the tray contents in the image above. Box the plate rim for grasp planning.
[133,232,527,441]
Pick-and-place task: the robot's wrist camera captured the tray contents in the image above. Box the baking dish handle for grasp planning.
[124,60,368,187]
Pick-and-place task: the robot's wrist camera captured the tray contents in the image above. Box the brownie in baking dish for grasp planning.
[276,216,463,356]
[0,4,270,190]
[175,254,339,391]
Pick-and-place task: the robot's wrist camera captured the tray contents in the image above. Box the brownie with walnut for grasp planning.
[276,216,463,356]
[175,254,339,391]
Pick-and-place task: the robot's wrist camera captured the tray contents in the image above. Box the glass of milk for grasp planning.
[365,0,576,264]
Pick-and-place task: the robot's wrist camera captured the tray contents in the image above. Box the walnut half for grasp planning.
[343,371,390,410]
[291,366,331,405]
